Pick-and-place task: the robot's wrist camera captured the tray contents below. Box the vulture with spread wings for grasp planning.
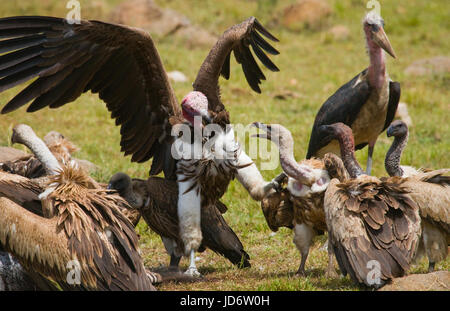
[0,16,280,276]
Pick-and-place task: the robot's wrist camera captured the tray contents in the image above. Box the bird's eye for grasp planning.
[370,24,380,32]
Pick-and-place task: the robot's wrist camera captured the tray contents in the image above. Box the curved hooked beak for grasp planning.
[251,122,272,140]
[372,26,396,58]
[200,110,212,124]
[386,126,395,137]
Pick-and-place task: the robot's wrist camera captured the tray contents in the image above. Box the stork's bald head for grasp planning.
[363,12,396,58]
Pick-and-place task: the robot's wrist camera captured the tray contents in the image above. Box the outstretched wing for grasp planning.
[0,16,180,176]
[193,17,279,113]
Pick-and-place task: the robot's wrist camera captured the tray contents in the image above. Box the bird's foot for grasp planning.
[184,266,201,278]
[428,262,435,273]
[295,268,307,277]
[325,267,338,279]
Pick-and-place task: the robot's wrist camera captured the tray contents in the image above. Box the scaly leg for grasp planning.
[293,223,315,276]
[184,249,201,277]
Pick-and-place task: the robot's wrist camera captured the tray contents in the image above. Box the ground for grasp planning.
[0,0,448,290]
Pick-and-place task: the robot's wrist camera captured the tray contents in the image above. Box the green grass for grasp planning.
[0,0,448,290]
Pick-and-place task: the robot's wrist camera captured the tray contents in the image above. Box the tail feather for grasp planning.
[201,202,251,268]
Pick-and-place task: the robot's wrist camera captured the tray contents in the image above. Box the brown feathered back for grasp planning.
[261,189,294,232]
[325,175,421,287]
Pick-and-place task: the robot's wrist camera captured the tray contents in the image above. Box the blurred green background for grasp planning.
[0,0,448,290]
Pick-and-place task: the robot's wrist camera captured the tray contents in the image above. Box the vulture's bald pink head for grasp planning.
[181,91,211,126]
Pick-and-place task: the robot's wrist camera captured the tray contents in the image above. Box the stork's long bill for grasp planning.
[364,12,396,59]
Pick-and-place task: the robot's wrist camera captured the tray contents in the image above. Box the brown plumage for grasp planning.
[108,173,251,269]
[0,125,155,290]
[260,189,294,232]
[385,120,449,271]
[321,123,421,288]
[1,130,92,178]
[0,15,280,276]
[253,123,336,277]
[0,15,278,178]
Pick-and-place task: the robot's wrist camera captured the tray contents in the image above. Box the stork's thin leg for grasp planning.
[428,262,435,273]
[184,249,200,277]
[293,223,315,277]
[366,140,376,175]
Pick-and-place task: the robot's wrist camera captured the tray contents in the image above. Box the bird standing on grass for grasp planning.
[320,123,421,288]
[253,122,336,277]
[306,12,400,175]
[108,172,251,270]
[0,16,281,276]
[385,120,449,272]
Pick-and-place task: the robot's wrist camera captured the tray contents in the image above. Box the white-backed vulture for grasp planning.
[0,124,155,290]
[385,120,449,271]
[253,122,337,277]
[108,172,251,269]
[1,130,94,178]
[306,12,400,175]
[0,16,280,276]
[320,122,421,288]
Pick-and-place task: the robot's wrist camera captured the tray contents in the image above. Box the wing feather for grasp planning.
[193,17,279,113]
[0,16,179,177]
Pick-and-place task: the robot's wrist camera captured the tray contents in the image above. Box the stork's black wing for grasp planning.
[306,69,371,158]
[382,81,401,131]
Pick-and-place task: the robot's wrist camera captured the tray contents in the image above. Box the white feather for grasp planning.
[176,171,202,254]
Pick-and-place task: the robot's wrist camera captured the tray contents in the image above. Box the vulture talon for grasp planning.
[184,267,202,278]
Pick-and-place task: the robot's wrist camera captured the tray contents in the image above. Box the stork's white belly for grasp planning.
[351,77,390,145]
[316,76,391,158]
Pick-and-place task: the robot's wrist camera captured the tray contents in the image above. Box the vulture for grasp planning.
[0,124,156,290]
[0,16,281,276]
[1,130,94,178]
[108,172,251,269]
[385,120,450,272]
[253,122,337,277]
[306,12,400,175]
[320,123,421,288]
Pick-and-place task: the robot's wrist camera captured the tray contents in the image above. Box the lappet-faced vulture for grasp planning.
[0,16,281,276]
[306,12,400,175]
[385,120,449,272]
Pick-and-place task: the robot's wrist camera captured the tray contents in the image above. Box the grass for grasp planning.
[0,0,448,290]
